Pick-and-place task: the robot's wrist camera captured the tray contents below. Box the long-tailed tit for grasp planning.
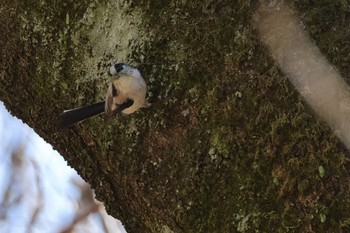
[58,63,150,128]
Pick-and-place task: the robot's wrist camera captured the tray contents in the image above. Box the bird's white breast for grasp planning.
[115,75,147,114]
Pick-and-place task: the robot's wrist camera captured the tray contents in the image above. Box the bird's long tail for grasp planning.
[58,101,105,128]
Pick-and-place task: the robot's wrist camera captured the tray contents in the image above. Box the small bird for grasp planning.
[58,63,150,128]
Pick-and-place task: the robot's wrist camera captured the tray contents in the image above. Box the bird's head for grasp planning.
[107,63,142,79]
[108,63,125,76]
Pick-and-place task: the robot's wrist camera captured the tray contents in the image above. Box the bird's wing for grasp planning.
[105,83,134,118]
[105,83,116,116]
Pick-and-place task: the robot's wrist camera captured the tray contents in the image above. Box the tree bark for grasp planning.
[2,1,350,232]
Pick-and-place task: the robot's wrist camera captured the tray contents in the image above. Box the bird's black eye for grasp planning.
[114,63,125,72]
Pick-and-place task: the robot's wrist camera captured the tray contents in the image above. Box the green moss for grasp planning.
[128,1,350,232]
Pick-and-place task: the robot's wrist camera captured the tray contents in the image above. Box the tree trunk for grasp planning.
[1,0,350,232]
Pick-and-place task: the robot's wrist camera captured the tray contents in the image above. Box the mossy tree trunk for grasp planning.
[1,0,350,232]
